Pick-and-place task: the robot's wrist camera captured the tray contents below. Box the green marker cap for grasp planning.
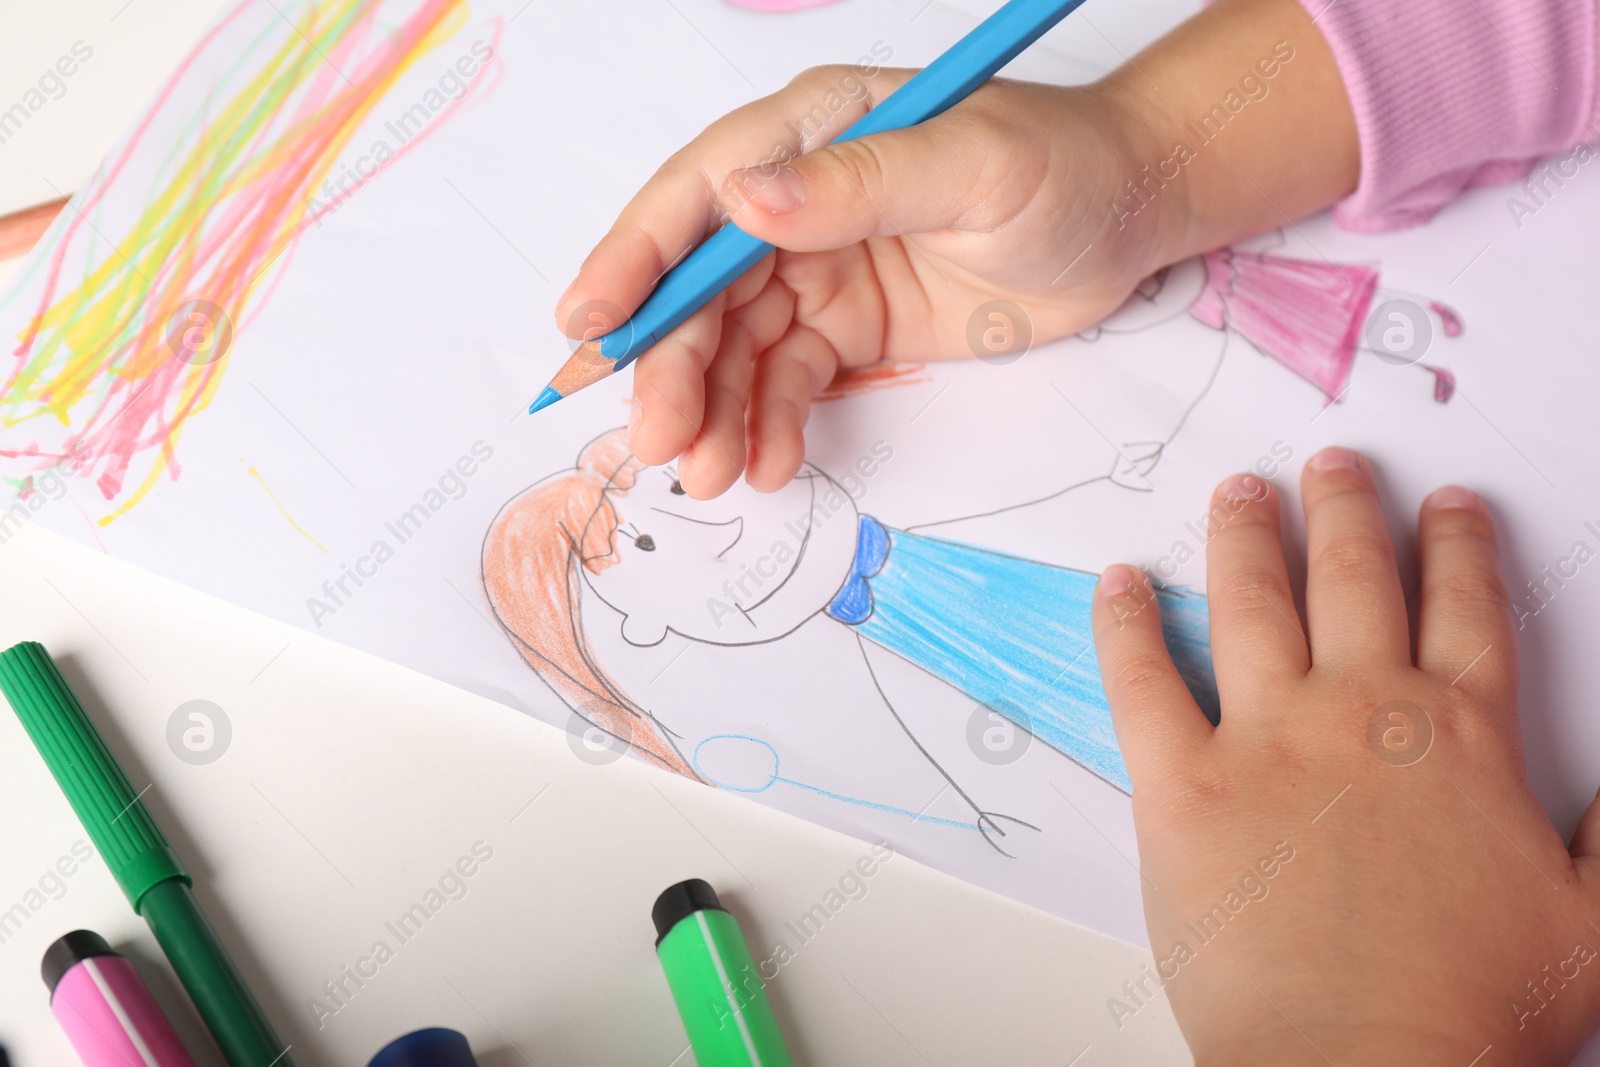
[0,641,189,910]
[653,879,794,1067]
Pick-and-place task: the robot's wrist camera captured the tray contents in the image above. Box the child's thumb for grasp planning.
[720,124,984,251]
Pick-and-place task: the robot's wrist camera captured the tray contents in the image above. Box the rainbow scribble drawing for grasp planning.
[0,0,499,524]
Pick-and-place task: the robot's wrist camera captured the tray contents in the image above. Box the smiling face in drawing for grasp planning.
[583,463,861,646]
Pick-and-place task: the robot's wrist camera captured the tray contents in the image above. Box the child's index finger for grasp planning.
[555,167,725,337]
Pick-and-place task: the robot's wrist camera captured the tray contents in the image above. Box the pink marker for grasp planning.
[43,930,197,1067]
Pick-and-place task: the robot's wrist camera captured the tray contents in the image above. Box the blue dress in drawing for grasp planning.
[825,516,1218,793]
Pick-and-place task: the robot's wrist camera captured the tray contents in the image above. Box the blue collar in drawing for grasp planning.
[824,515,889,625]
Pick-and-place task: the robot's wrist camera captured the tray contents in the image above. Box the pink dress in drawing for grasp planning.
[1189,247,1456,403]
[1190,249,1376,401]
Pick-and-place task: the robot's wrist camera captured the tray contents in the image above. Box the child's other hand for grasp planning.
[559,70,1168,498]
[1093,447,1600,1065]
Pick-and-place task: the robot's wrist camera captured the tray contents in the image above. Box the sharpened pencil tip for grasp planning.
[529,386,562,414]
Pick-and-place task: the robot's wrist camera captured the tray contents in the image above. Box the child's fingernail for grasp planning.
[1308,445,1362,472]
[1099,565,1139,598]
[627,397,643,437]
[1217,471,1267,505]
[1424,485,1479,511]
[733,165,806,214]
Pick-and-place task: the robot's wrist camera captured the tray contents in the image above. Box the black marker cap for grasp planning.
[652,878,726,946]
[42,929,120,996]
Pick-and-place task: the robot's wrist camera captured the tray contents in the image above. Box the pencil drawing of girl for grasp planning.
[480,424,1217,853]
[480,242,1461,853]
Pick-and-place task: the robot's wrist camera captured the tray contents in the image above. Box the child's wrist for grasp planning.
[1089,0,1360,274]
[1093,75,1198,274]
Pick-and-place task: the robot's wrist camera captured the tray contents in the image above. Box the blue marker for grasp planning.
[531,0,1093,413]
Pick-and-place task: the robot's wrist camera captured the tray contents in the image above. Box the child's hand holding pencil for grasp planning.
[555,0,1358,498]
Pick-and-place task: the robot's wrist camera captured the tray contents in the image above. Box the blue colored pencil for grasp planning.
[531,0,1092,414]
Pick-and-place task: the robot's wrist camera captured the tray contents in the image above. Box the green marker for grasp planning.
[652,879,794,1067]
[0,642,294,1067]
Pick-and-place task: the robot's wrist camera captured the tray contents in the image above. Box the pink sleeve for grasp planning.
[1299,0,1600,232]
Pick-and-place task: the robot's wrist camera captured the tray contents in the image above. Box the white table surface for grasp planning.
[0,3,1191,1064]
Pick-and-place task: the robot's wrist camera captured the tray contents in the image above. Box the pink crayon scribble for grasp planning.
[1,0,501,525]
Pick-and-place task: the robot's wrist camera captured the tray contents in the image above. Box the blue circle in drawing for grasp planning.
[692,734,986,832]
[693,734,781,793]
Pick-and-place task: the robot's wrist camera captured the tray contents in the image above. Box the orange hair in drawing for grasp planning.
[481,430,700,780]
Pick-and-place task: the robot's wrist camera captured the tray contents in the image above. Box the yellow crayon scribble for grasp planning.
[245,462,328,553]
